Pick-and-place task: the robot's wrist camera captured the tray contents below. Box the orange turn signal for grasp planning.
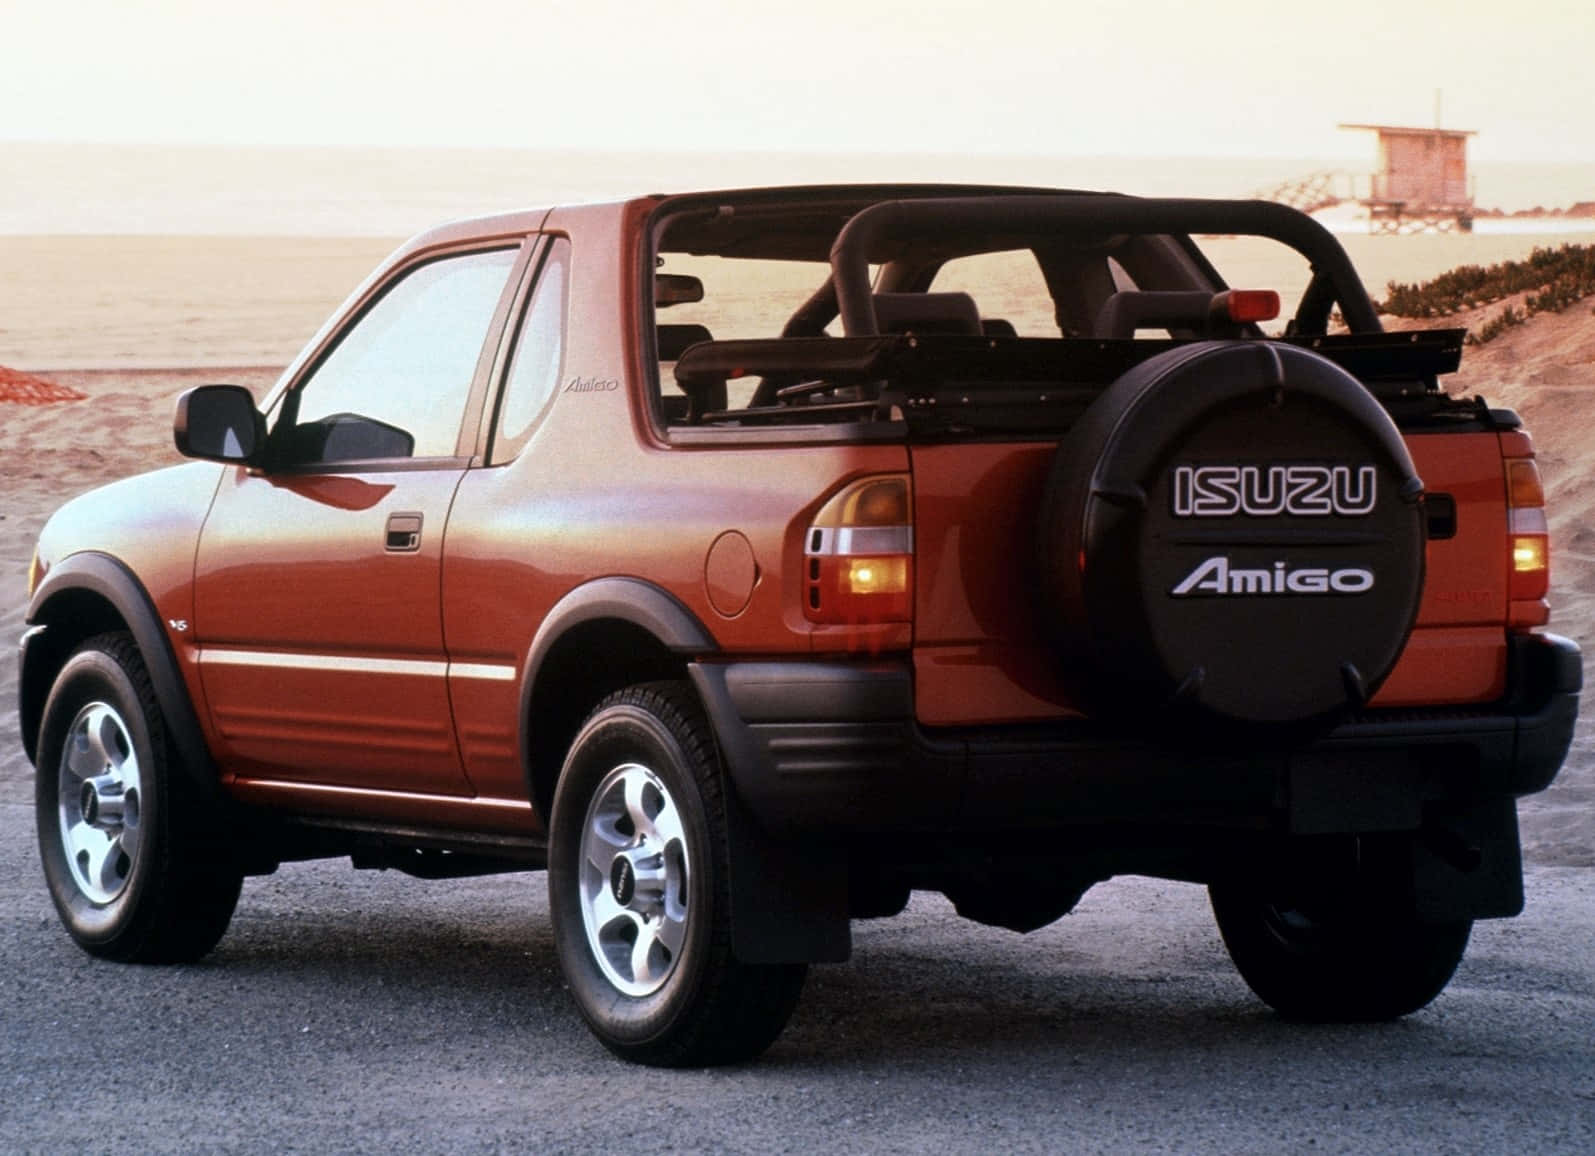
[846,557,909,597]
[1506,459,1545,508]
[1512,536,1547,574]
[1504,447,1549,617]
[805,475,913,624]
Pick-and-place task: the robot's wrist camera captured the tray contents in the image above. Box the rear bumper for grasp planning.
[691,631,1582,835]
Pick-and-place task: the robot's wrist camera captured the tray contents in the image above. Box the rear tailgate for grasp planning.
[1372,431,1511,706]
[908,429,1519,726]
[910,441,1078,726]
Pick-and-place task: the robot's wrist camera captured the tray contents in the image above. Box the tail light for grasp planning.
[1502,433,1549,628]
[804,474,913,624]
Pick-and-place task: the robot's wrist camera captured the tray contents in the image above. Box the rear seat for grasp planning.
[659,323,713,361]
[871,291,983,335]
[659,324,717,422]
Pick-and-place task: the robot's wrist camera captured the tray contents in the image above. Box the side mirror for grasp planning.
[174,385,266,465]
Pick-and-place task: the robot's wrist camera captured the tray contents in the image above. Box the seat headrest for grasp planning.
[871,292,982,336]
[658,323,713,361]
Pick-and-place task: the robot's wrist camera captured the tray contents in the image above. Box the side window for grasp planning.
[282,247,519,465]
[491,237,570,463]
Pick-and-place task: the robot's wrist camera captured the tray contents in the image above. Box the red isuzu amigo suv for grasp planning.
[19,187,1581,1065]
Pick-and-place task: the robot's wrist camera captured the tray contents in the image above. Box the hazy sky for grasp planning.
[5,0,1593,162]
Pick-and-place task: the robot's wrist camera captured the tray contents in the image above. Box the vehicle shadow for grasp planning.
[12,835,1583,1079]
[10,822,1588,1150]
[189,869,1573,1072]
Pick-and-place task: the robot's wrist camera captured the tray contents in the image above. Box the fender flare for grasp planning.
[23,552,220,796]
[520,576,717,690]
[517,576,717,784]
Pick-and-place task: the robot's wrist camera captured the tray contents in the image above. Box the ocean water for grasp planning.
[4,142,1592,369]
[3,141,1593,237]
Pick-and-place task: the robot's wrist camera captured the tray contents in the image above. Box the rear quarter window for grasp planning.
[491,237,570,463]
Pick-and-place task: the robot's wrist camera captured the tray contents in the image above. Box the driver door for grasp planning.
[193,243,527,795]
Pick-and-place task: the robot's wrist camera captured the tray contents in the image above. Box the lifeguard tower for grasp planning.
[1340,123,1476,233]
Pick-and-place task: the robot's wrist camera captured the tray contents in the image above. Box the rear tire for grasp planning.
[548,682,806,1066]
[1210,878,1470,1021]
[35,633,243,963]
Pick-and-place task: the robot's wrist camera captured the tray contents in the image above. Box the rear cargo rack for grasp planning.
[677,330,1469,433]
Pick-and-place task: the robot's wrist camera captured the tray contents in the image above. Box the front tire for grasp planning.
[35,633,243,963]
[548,682,805,1066]
[1210,877,1471,1021]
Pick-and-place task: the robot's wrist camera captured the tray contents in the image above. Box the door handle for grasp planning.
[385,512,423,552]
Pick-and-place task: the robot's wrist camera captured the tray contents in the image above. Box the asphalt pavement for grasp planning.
[2,797,1592,1154]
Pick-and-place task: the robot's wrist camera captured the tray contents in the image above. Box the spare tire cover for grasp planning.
[1038,341,1425,729]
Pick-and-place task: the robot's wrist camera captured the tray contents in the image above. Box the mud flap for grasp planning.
[1411,797,1525,923]
[722,773,852,964]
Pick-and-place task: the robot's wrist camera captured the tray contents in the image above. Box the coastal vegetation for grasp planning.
[1378,243,1595,344]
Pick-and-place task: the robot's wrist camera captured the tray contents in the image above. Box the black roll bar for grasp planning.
[827,196,1382,337]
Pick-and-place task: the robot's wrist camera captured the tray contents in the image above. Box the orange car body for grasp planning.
[20,186,1580,957]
